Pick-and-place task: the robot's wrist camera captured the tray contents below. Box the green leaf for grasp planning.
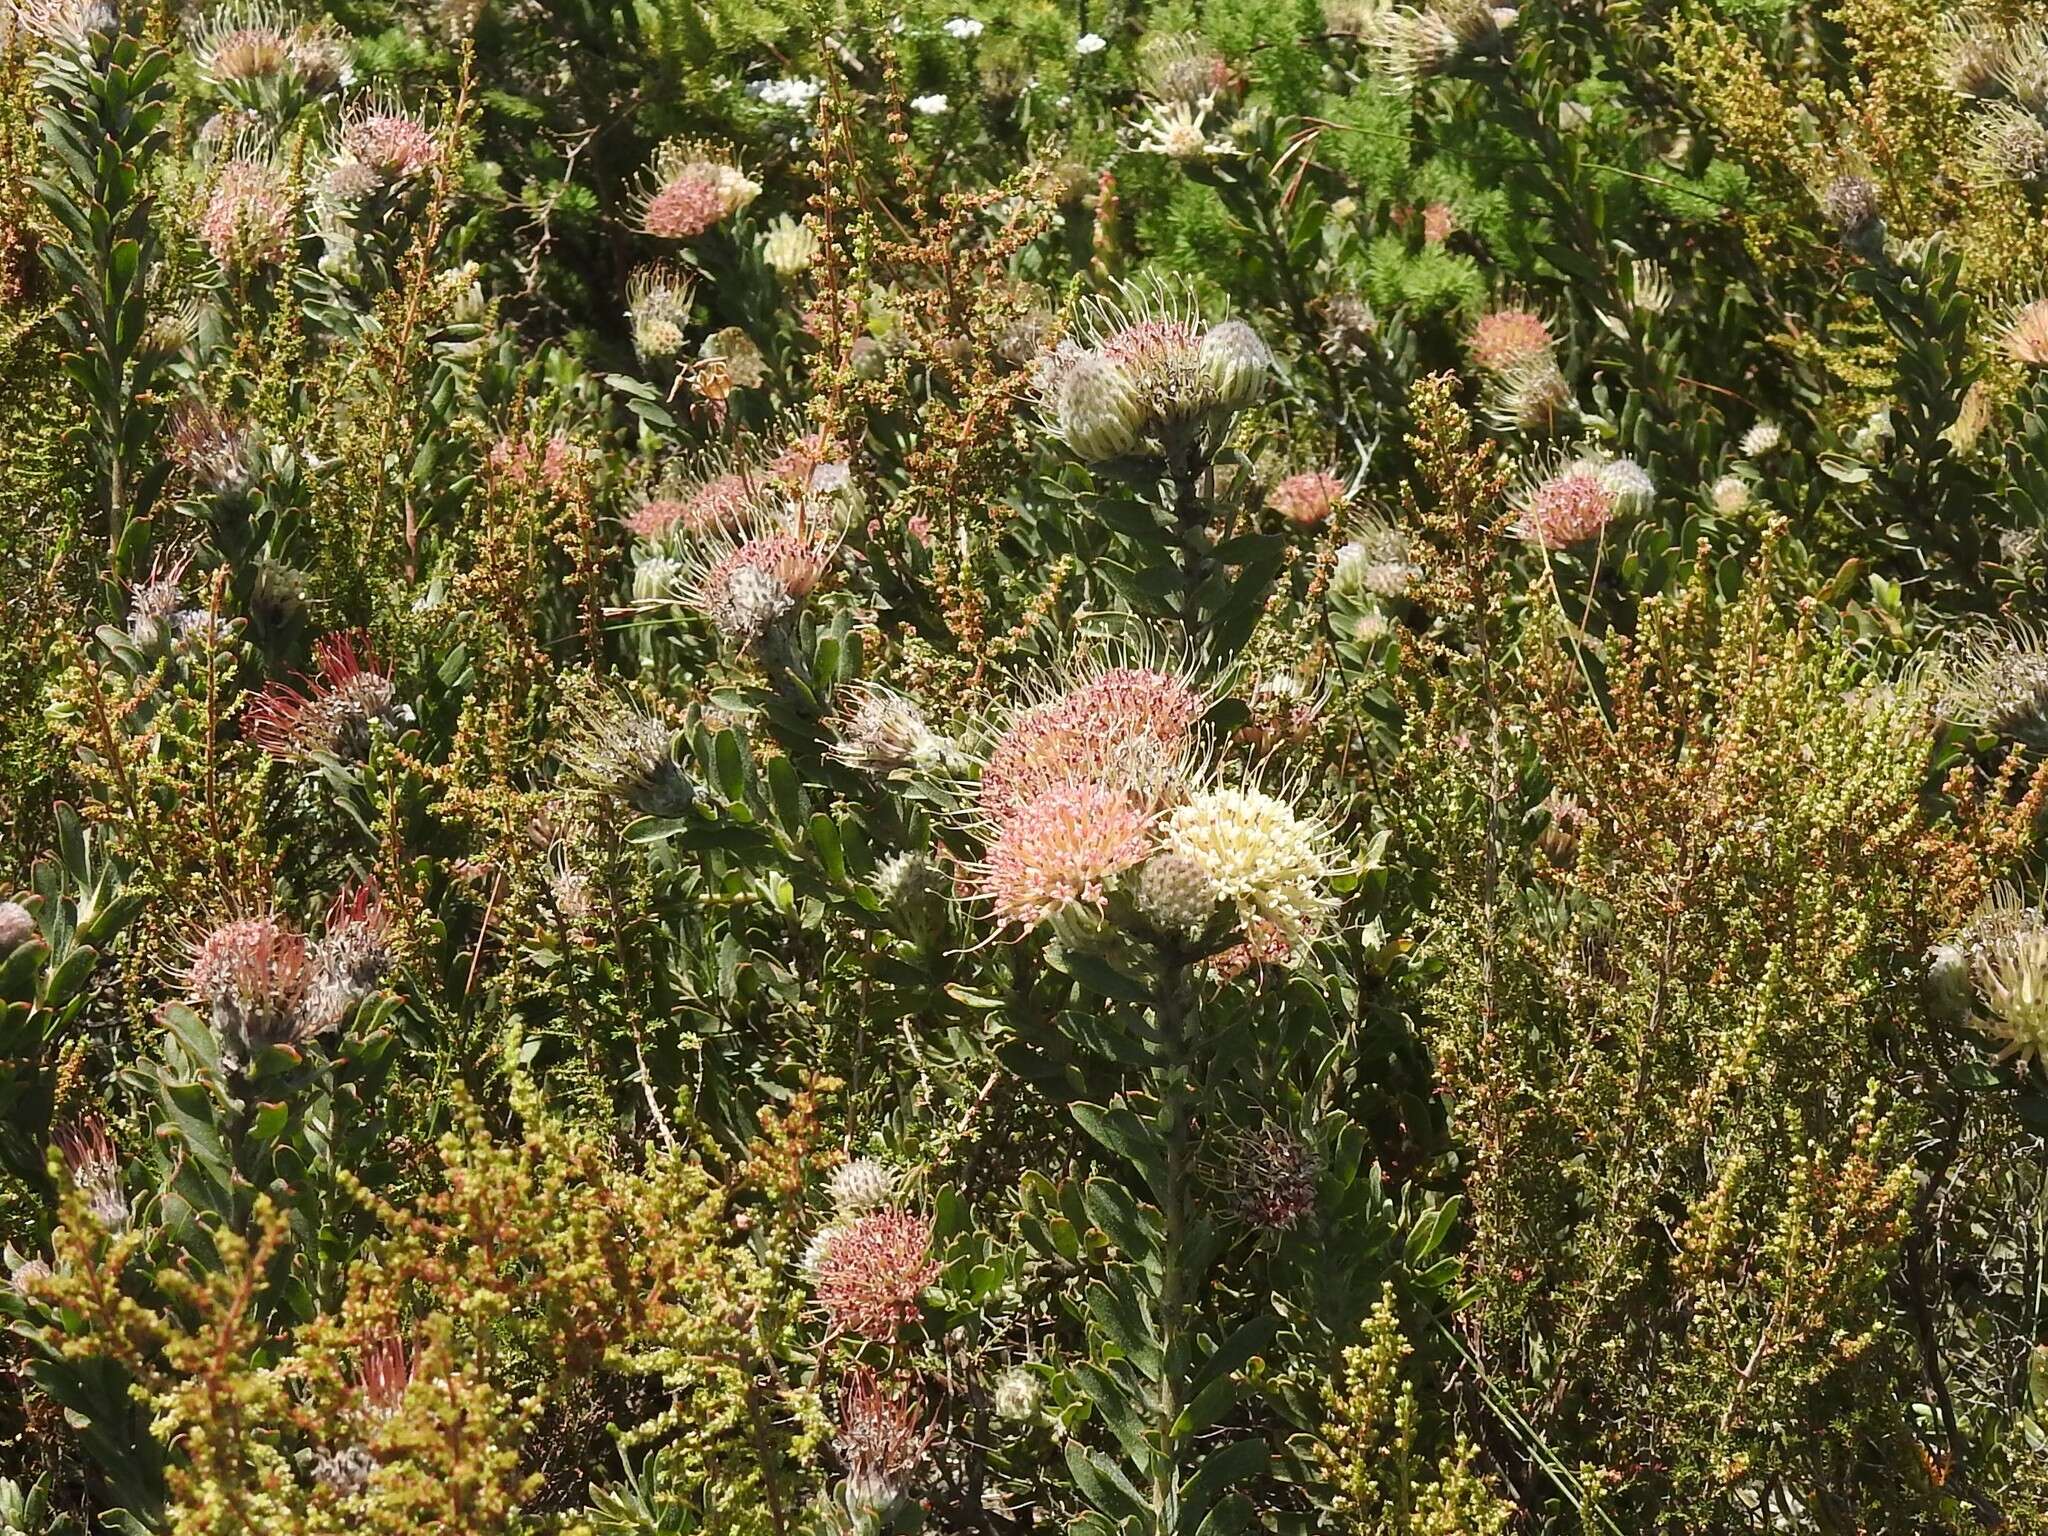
[1065,1444,1149,1526]
[1086,1270,1162,1380]
[1083,1177,1159,1265]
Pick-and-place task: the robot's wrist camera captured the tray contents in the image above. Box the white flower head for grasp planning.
[910,93,950,115]
[1161,785,1335,942]
[943,15,983,39]
[1076,31,1107,55]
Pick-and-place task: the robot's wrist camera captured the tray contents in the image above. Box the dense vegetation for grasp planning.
[7,0,2048,1531]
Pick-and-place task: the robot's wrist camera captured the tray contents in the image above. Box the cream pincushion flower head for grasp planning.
[1160,786,1334,942]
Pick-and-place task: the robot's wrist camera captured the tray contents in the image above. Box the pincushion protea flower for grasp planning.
[245,631,402,761]
[55,1118,128,1231]
[669,501,838,643]
[1036,279,1271,460]
[187,912,314,1057]
[1369,0,1512,88]
[559,696,694,815]
[1973,914,2048,1067]
[637,139,760,240]
[1161,785,1334,942]
[301,882,392,1034]
[812,1208,940,1339]
[1939,626,2048,743]
[1225,1124,1322,1231]
[1268,470,1348,528]
[626,468,762,544]
[836,1366,929,1511]
[980,782,1154,929]
[760,213,821,275]
[1510,451,1648,550]
[1996,297,2048,367]
[1465,305,1553,375]
[978,663,1205,823]
[830,683,945,773]
[626,263,696,363]
[200,157,295,272]
[829,1157,895,1214]
[334,91,440,188]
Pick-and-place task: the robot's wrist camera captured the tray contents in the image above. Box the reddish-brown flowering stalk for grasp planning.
[813,1209,940,1340]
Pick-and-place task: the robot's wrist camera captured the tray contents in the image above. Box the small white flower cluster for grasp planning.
[751,76,823,112]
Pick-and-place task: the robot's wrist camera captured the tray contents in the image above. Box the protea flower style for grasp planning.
[355,1333,415,1419]
[835,1367,930,1513]
[977,663,1205,823]
[636,139,759,240]
[626,263,696,363]
[1160,785,1334,943]
[245,631,403,762]
[187,912,314,1058]
[55,1118,128,1231]
[829,1157,896,1214]
[812,1208,940,1339]
[1268,470,1348,529]
[558,697,694,815]
[200,156,295,272]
